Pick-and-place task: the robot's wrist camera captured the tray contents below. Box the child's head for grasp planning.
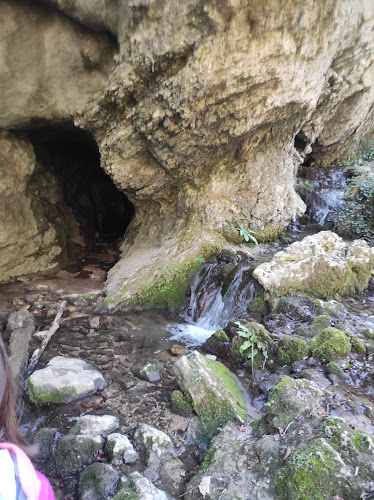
[0,338,26,447]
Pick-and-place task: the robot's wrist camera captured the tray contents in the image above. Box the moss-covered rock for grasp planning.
[230,321,274,368]
[203,329,229,356]
[251,416,272,437]
[78,463,119,500]
[174,351,247,440]
[325,362,345,378]
[345,331,366,354]
[314,299,345,317]
[247,296,267,315]
[275,439,347,500]
[276,335,309,366]
[266,376,323,429]
[171,390,192,417]
[361,328,374,340]
[56,434,103,474]
[308,328,351,362]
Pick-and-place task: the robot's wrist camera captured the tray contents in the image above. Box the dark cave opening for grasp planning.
[27,125,135,242]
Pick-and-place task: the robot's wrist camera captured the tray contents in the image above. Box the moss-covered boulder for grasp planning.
[325,362,345,378]
[203,328,229,356]
[171,390,192,417]
[230,321,274,368]
[174,351,247,438]
[345,331,366,354]
[266,376,323,429]
[26,356,106,405]
[308,328,351,361]
[253,231,373,298]
[295,315,332,339]
[79,463,119,500]
[276,335,309,366]
[56,434,103,474]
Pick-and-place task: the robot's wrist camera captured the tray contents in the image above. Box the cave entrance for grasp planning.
[27,125,135,243]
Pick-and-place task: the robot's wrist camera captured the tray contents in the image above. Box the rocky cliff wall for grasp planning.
[0,0,373,307]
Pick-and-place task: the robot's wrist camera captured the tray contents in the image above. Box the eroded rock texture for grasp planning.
[0,0,373,307]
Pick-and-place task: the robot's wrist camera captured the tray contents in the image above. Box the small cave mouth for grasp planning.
[27,125,135,243]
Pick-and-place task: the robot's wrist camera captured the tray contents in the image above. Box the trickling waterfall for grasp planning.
[170,259,256,346]
[292,166,347,229]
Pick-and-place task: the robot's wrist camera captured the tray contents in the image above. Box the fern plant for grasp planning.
[230,212,258,245]
[234,321,268,375]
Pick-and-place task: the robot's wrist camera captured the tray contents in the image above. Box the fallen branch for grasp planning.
[23,300,67,382]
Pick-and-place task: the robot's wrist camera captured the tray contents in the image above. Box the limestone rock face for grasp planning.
[253,231,374,298]
[0,1,373,306]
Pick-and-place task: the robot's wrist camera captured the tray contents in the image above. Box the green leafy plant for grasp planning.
[234,321,268,374]
[230,212,258,245]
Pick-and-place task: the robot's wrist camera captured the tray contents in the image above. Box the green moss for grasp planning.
[325,362,345,377]
[308,328,351,362]
[26,378,78,405]
[254,223,285,243]
[112,489,139,500]
[275,439,344,500]
[56,435,102,474]
[199,445,215,472]
[103,241,221,309]
[276,335,309,366]
[310,315,331,334]
[344,331,366,354]
[171,390,192,416]
[352,430,374,453]
[314,299,345,317]
[247,297,267,314]
[251,416,272,437]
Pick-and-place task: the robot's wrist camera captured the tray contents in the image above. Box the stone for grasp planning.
[230,321,275,368]
[89,316,101,329]
[56,434,103,474]
[174,351,247,439]
[79,463,119,500]
[134,424,175,460]
[169,345,189,356]
[69,415,119,436]
[325,362,346,378]
[131,362,162,382]
[6,310,35,332]
[202,329,229,356]
[253,231,373,298]
[308,328,351,362]
[26,356,106,405]
[171,390,192,417]
[32,427,57,463]
[106,433,139,465]
[266,375,323,429]
[33,330,48,341]
[314,299,346,317]
[116,471,174,500]
[276,335,309,366]
[6,310,36,375]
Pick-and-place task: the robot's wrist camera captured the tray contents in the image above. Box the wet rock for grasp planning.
[253,231,373,298]
[325,362,346,378]
[202,329,229,356]
[114,471,174,500]
[32,427,57,462]
[26,356,106,405]
[230,321,275,368]
[67,291,102,306]
[171,390,192,417]
[297,368,331,389]
[56,434,103,474]
[6,309,35,332]
[174,351,247,439]
[70,415,119,436]
[314,299,345,317]
[266,375,323,429]
[134,424,175,460]
[158,457,186,498]
[308,328,351,362]
[276,335,309,366]
[269,295,315,321]
[132,362,162,382]
[79,463,119,500]
[7,310,36,375]
[106,433,139,465]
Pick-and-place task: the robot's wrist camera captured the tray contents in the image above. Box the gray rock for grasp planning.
[7,310,36,376]
[132,362,162,382]
[106,433,139,465]
[33,330,48,341]
[79,463,119,500]
[134,424,175,460]
[70,415,119,436]
[130,471,174,500]
[32,427,57,462]
[26,356,106,405]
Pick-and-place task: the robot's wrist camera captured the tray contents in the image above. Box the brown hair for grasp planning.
[0,338,27,449]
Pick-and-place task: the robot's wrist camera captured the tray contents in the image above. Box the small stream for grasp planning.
[2,164,374,499]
